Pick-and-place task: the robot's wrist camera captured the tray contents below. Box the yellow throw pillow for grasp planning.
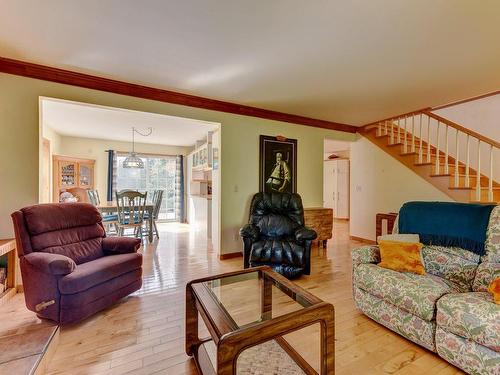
[488,278,500,304]
[378,240,425,275]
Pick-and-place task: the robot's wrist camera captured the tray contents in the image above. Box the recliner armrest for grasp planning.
[240,224,260,241]
[24,252,76,275]
[102,237,141,254]
[295,227,317,241]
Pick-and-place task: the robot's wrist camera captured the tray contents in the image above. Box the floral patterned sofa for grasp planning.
[352,205,500,375]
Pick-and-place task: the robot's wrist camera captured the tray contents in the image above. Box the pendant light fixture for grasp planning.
[123,127,153,168]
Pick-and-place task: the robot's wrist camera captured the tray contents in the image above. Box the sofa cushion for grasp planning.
[58,253,142,294]
[250,239,304,267]
[354,286,436,351]
[435,326,500,375]
[378,240,425,275]
[437,292,500,353]
[422,245,480,291]
[354,263,463,321]
[473,262,500,292]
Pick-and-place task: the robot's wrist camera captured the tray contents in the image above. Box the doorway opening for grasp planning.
[38,97,221,252]
[323,139,351,220]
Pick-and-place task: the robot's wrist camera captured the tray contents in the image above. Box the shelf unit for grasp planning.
[53,155,95,203]
[0,239,17,305]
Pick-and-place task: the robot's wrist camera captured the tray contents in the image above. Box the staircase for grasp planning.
[362,109,499,203]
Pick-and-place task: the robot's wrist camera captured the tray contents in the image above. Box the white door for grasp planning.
[335,159,350,219]
[323,160,336,210]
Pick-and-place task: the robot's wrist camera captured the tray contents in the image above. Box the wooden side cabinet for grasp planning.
[304,207,333,249]
[53,155,95,203]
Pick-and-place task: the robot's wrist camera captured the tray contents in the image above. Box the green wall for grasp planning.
[0,73,355,253]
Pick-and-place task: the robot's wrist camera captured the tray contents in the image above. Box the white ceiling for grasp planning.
[41,98,218,146]
[2,1,500,125]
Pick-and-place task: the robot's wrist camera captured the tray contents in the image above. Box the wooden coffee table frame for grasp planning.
[186,266,335,375]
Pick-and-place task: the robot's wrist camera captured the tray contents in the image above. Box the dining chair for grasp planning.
[88,189,118,234]
[116,190,148,240]
[87,190,100,206]
[146,190,164,239]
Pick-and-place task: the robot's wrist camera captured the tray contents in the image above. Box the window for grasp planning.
[116,154,177,220]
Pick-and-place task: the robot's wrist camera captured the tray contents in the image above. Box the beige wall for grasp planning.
[0,73,355,254]
[41,125,62,201]
[349,136,452,241]
[55,135,191,201]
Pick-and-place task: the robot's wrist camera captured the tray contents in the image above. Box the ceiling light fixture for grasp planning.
[123,127,153,168]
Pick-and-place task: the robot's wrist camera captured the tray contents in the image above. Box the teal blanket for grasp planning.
[398,201,495,256]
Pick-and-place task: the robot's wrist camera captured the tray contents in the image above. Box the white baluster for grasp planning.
[385,120,388,135]
[427,116,431,163]
[435,121,441,175]
[418,114,423,163]
[444,125,449,174]
[489,145,494,202]
[465,135,470,187]
[411,116,415,152]
[390,120,394,144]
[397,118,401,144]
[454,130,459,187]
[476,140,481,201]
[403,116,408,153]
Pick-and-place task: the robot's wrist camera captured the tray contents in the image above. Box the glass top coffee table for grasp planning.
[186,266,335,374]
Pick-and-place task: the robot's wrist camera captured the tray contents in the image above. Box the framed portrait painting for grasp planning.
[259,135,297,193]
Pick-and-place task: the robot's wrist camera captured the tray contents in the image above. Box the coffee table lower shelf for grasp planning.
[195,338,309,375]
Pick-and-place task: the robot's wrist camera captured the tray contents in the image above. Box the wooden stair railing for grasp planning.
[363,110,499,203]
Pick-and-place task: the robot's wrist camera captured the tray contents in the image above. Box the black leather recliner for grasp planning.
[240,192,317,279]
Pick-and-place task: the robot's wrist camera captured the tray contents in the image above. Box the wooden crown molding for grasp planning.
[0,56,357,133]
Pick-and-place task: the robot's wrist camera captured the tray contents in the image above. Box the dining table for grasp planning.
[97,201,155,242]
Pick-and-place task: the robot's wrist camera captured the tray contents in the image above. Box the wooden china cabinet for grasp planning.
[52,155,95,203]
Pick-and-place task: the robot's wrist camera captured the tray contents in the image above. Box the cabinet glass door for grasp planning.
[78,163,93,187]
[60,161,77,187]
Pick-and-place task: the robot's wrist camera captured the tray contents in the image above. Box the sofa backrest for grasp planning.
[392,203,498,291]
[249,192,304,238]
[473,205,500,292]
[12,203,105,264]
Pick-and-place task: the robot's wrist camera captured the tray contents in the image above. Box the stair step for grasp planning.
[448,175,498,188]
[430,174,451,177]
[387,142,403,147]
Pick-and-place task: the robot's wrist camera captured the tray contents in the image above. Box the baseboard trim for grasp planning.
[219,252,243,260]
[349,235,376,244]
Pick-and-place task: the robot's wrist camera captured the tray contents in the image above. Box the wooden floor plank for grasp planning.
[1,221,462,374]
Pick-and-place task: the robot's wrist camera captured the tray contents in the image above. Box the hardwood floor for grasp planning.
[5,221,463,374]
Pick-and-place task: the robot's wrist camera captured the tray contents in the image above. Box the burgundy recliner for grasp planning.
[11,203,143,325]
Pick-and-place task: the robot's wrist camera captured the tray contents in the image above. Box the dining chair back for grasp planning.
[151,190,164,220]
[87,190,101,206]
[147,190,164,239]
[116,190,148,239]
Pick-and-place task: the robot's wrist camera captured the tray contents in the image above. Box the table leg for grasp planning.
[260,274,272,321]
[185,284,200,356]
[319,305,335,375]
[148,208,154,242]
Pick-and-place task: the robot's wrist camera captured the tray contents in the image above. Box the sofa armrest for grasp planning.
[295,227,317,241]
[102,237,141,254]
[352,245,381,267]
[24,252,76,275]
[240,224,260,241]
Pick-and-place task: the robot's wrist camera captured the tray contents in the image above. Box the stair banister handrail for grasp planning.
[423,110,500,149]
[363,107,498,202]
